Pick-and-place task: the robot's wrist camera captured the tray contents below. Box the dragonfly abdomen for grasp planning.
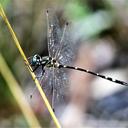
[58,64,128,86]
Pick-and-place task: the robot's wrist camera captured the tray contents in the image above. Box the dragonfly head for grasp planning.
[31,54,42,66]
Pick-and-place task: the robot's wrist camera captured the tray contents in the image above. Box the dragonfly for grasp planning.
[28,10,128,111]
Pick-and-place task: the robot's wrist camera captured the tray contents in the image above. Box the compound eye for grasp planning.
[31,56,37,66]
[31,54,38,65]
[36,55,41,59]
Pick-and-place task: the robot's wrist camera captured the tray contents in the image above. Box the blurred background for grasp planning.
[0,0,128,127]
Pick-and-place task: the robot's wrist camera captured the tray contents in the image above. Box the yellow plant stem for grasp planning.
[0,4,61,128]
[0,53,41,127]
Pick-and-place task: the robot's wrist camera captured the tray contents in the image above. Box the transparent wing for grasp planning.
[39,67,69,107]
[51,19,76,66]
[53,68,69,106]
[47,10,75,65]
[40,68,53,98]
[47,10,62,58]
[57,27,75,66]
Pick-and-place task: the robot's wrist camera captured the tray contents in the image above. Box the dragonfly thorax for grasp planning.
[31,54,60,68]
[41,56,51,65]
[44,57,60,68]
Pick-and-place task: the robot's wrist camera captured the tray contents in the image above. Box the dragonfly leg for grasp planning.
[34,68,45,81]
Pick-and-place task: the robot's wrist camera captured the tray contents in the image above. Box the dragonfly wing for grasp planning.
[53,68,69,106]
[40,67,68,107]
[47,10,62,58]
[40,67,53,97]
[56,24,76,66]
